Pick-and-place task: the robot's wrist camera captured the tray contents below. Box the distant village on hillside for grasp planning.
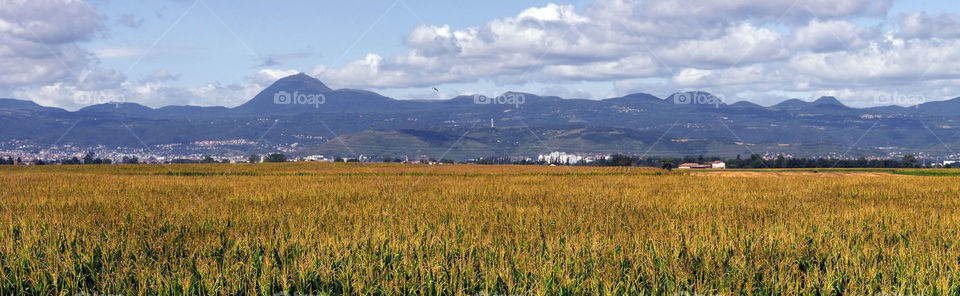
[1,146,956,169]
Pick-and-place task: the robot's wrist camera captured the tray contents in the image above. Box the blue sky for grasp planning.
[92,0,592,88]
[2,0,960,109]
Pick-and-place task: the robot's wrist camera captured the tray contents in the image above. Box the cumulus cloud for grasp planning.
[315,3,608,88]
[14,69,286,110]
[311,0,959,107]
[896,12,960,39]
[517,3,589,23]
[789,38,960,86]
[791,19,870,52]
[141,70,181,83]
[3,0,960,110]
[0,0,104,87]
[315,0,864,88]
[659,24,788,68]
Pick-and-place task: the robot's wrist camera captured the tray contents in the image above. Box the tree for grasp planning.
[776,155,787,168]
[728,154,743,169]
[608,154,635,166]
[83,152,96,164]
[661,158,674,171]
[901,154,918,168]
[122,156,139,164]
[248,154,261,163]
[201,156,217,163]
[263,153,287,163]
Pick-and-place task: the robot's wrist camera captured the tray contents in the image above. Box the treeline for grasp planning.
[606,154,918,169]
[0,152,293,165]
[2,152,178,166]
[475,154,927,169]
[0,156,22,165]
[0,152,933,169]
[719,154,921,169]
[1,152,143,165]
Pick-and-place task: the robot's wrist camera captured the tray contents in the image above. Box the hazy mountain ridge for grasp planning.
[1,74,959,159]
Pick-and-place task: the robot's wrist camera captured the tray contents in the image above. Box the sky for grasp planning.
[1,0,959,110]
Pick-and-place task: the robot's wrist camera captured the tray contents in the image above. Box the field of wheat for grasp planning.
[1,163,959,295]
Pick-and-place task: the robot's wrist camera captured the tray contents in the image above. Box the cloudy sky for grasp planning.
[1,0,959,110]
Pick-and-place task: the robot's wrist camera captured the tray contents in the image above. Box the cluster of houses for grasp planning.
[678,161,726,169]
[537,151,608,164]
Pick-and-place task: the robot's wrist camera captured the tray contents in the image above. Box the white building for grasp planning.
[538,151,583,164]
[303,155,331,162]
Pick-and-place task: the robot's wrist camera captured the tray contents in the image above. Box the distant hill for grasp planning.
[1,73,959,159]
[0,98,68,113]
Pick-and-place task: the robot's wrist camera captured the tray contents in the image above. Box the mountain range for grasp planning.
[2,73,959,160]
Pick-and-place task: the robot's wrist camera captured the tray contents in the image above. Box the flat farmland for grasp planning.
[2,164,959,295]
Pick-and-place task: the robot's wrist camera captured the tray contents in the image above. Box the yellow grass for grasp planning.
[1,163,959,295]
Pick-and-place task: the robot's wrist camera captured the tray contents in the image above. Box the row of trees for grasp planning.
[585,154,924,169]
[472,154,926,169]
[1,157,22,165]
[1,152,293,166]
[0,151,929,168]
[723,154,921,169]
[0,152,129,165]
[60,153,142,165]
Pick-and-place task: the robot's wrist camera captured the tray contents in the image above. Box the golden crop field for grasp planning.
[2,163,960,295]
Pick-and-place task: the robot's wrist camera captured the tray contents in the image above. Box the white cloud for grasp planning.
[789,38,960,85]
[593,0,893,24]
[298,0,960,108]
[256,69,301,81]
[0,0,104,87]
[540,54,660,81]
[517,3,589,23]
[660,24,788,68]
[141,70,181,83]
[896,12,960,39]
[4,0,960,110]
[92,46,142,59]
[791,19,869,52]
